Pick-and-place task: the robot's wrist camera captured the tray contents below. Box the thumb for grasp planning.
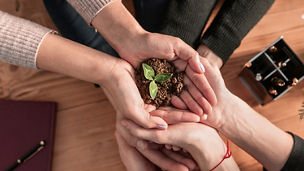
[128,108,168,129]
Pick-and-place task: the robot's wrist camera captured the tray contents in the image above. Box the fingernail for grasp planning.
[157,125,167,129]
[196,53,200,61]
[200,63,205,72]
[201,114,208,121]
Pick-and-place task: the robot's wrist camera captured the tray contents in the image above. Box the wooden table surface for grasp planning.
[0,0,303,170]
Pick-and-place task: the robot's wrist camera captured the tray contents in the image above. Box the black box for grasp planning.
[239,36,304,105]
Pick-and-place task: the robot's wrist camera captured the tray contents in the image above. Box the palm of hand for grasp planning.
[196,51,232,129]
[101,59,167,128]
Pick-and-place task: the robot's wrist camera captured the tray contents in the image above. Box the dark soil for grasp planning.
[136,59,185,107]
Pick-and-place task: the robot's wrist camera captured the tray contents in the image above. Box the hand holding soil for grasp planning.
[136,58,217,117]
[136,59,185,107]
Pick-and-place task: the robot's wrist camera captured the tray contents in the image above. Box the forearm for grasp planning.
[92,0,146,52]
[0,11,52,69]
[66,0,115,24]
[219,94,293,170]
[37,33,119,84]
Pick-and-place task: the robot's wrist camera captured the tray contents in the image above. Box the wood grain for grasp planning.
[0,0,303,170]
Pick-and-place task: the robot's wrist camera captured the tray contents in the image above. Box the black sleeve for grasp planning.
[200,0,274,64]
[158,0,217,48]
[281,132,304,171]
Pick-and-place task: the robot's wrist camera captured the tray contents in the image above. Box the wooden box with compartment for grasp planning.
[239,37,304,105]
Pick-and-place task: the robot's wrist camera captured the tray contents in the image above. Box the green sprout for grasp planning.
[142,63,173,100]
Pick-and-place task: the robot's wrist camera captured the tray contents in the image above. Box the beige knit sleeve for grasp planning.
[0,11,53,69]
[66,0,115,24]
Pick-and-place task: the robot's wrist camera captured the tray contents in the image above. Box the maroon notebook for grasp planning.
[0,99,57,171]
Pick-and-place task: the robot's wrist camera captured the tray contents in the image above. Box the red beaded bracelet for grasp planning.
[209,140,232,171]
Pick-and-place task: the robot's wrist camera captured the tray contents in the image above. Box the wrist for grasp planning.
[197,45,223,69]
[213,157,239,171]
[96,58,131,93]
[212,90,239,129]
[188,139,227,171]
[92,0,146,52]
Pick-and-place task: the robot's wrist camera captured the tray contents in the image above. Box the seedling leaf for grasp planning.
[142,63,155,81]
[149,81,158,100]
[155,73,173,83]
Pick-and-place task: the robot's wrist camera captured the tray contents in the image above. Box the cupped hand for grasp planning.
[117,31,203,74]
[92,0,217,116]
[116,127,196,171]
[119,32,218,116]
[170,58,217,117]
[99,59,168,128]
[173,46,235,129]
[115,131,157,171]
[120,119,227,171]
[116,107,200,171]
[100,58,201,129]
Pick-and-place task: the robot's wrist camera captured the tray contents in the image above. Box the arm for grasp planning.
[0,10,214,129]
[66,0,218,114]
[0,10,123,90]
[281,133,304,171]
[121,119,240,171]
[0,11,52,69]
[66,0,115,25]
[200,0,274,67]
[67,0,202,72]
[195,49,295,171]
[91,0,203,72]
[218,94,294,171]
[116,108,202,171]
[118,101,239,171]
[0,11,169,129]
[37,33,172,129]
[36,33,118,84]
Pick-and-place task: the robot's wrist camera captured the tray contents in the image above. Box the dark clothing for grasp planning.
[135,0,217,48]
[44,0,274,64]
[281,132,304,171]
[200,0,274,64]
[263,132,304,171]
[153,0,274,64]
[43,0,118,57]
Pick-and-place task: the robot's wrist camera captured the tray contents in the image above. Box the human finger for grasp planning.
[184,76,212,114]
[138,147,189,171]
[162,148,197,170]
[185,64,217,106]
[180,91,203,116]
[126,108,168,130]
[150,107,200,124]
[121,119,169,145]
[115,131,156,171]
[172,38,203,74]
[171,96,188,110]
